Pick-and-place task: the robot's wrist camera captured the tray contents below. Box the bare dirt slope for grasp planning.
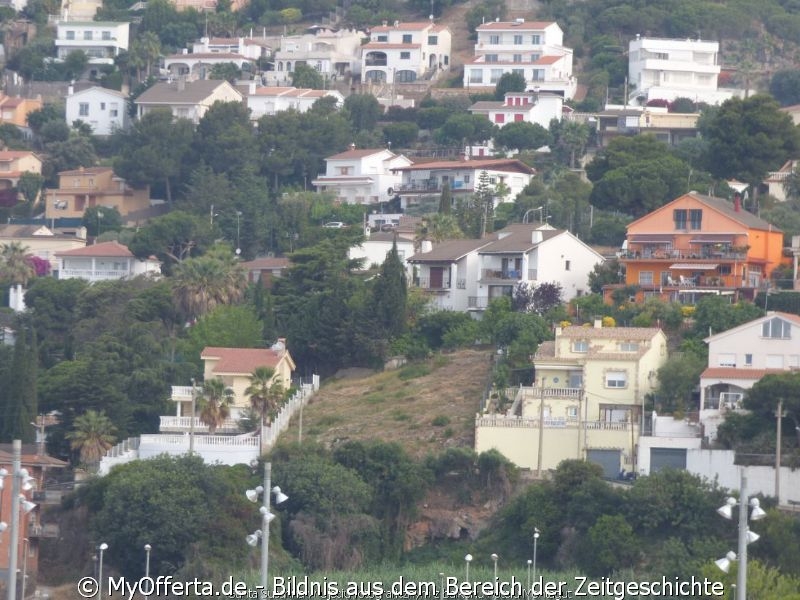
[281,349,491,458]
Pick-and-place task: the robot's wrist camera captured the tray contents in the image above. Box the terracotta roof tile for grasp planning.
[700,367,787,380]
[201,346,285,374]
[559,326,663,341]
[55,240,133,258]
[240,257,290,270]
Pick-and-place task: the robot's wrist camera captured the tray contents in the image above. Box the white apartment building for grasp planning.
[55,21,130,65]
[312,148,411,205]
[464,20,576,99]
[628,35,738,104]
[361,21,451,84]
[269,26,365,86]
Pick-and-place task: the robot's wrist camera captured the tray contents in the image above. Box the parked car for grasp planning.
[322,221,345,229]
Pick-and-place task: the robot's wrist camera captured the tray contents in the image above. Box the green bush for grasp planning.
[398,363,431,380]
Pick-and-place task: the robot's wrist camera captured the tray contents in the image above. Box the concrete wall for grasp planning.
[138,434,259,466]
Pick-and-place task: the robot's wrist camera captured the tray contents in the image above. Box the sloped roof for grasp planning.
[58,166,114,176]
[69,86,128,100]
[135,80,241,105]
[559,325,663,341]
[240,257,290,270]
[201,346,286,374]
[478,226,561,253]
[700,367,787,380]
[394,158,535,174]
[704,311,800,342]
[476,21,555,31]
[56,240,133,258]
[370,22,447,32]
[327,148,392,160]
[408,238,493,262]
[0,151,39,160]
[0,444,69,468]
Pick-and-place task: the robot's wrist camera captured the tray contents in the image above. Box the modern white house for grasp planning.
[163,51,255,79]
[55,240,160,282]
[361,21,451,84]
[245,85,344,119]
[191,36,267,61]
[698,311,800,442]
[407,223,604,312]
[349,231,418,279]
[464,20,576,99]
[55,21,130,65]
[469,90,563,130]
[312,148,411,205]
[65,86,128,135]
[391,157,535,210]
[134,79,243,124]
[628,35,740,104]
[269,26,365,86]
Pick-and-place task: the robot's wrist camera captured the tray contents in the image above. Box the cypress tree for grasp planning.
[439,181,452,214]
[372,240,408,338]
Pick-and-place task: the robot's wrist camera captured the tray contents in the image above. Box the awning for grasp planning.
[629,234,674,243]
[690,235,735,243]
[670,263,718,270]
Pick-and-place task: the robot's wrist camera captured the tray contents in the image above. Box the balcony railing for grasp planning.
[480,269,536,281]
[170,385,194,401]
[468,296,489,309]
[414,276,451,290]
[619,248,747,261]
[60,268,131,280]
[32,490,63,505]
[476,415,633,431]
[28,523,60,538]
[364,58,388,67]
[159,415,241,434]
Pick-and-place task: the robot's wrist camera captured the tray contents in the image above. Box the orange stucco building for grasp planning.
[607,192,784,304]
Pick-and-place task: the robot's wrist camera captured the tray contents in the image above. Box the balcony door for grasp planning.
[430,266,444,288]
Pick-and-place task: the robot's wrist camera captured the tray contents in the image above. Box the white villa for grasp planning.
[464,20,576,99]
[65,86,129,135]
[361,21,451,84]
[246,85,344,119]
[55,241,160,282]
[269,26,365,86]
[312,148,411,205]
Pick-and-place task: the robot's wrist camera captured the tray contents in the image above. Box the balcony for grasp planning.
[480,268,536,282]
[32,490,63,505]
[28,523,59,538]
[159,415,241,434]
[619,248,747,262]
[59,268,131,281]
[413,276,451,290]
[170,385,195,402]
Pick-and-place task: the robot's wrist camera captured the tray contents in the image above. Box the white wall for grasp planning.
[536,232,602,300]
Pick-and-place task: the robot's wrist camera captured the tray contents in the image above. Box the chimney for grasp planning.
[733,192,741,212]
[531,229,542,243]
[248,79,257,95]
[594,318,602,329]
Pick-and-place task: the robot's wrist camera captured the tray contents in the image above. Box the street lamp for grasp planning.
[245,462,288,593]
[526,559,532,590]
[98,543,108,600]
[144,544,152,600]
[716,473,767,600]
[533,528,540,584]
[522,206,543,224]
[235,211,242,256]
[5,440,37,600]
[464,554,472,583]
[490,553,498,580]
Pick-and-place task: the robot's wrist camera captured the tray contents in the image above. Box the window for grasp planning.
[512,68,524,77]
[513,54,522,63]
[762,317,791,339]
[485,54,498,63]
[66,31,75,40]
[565,260,571,271]
[513,34,523,45]
[489,35,500,44]
[673,209,687,229]
[638,271,654,285]
[377,35,388,42]
[605,371,627,388]
[495,113,505,123]
[469,70,483,84]
[619,342,639,352]
[102,31,111,40]
[567,406,579,419]
[718,353,736,367]
[100,102,106,110]
[789,355,800,368]
[572,341,588,353]
[463,174,470,184]
[79,103,89,116]
[744,353,753,366]
[400,51,410,59]
[530,53,540,61]
[428,35,438,45]
[338,166,352,175]
[689,209,702,230]
[402,34,412,43]
[490,69,503,83]
[532,69,545,81]
[515,114,524,121]
[766,355,784,369]
[531,34,541,44]
[84,30,93,40]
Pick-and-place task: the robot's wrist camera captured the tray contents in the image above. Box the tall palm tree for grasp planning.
[245,366,285,425]
[0,242,35,287]
[65,410,117,470]
[171,246,247,321]
[198,377,234,434]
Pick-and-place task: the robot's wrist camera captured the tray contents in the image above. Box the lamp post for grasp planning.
[526,559,532,590]
[21,538,29,600]
[98,543,108,600]
[189,379,196,455]
[144,544,152,600]
[716,473,767,600]
[235,211,242,256]
[490,553,498,579]
[464,554,472,584]
[522,206,543,224]
[245,462,288,593]
[533,528,540,585]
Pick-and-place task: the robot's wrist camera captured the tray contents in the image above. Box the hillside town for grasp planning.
[1,0,800,597]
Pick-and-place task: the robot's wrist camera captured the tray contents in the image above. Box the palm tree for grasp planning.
[171,246,247,320]
[198,377,234,434]
[65,410,117,469]
[245,366,286,425]
[0,242,35,287]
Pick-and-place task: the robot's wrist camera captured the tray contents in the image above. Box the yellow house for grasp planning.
[476,321,668,477]
[0,94,42,128]
[44,166,151,224]
[200,343,296,411]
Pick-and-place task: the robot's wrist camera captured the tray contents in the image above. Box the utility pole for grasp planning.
[776,399,783,505]
[537,377,546,478]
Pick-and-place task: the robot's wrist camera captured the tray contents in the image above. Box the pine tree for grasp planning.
[372,240,408,338]
[439,181,452,214]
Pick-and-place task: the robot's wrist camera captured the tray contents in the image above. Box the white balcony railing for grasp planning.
[60,268,131,280]
[159,416,241,434]
[476,415,633,431]
[170,385,194,401]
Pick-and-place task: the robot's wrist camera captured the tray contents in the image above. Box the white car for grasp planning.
[322,221,346,228]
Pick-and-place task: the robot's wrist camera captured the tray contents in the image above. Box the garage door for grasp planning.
[650,448,687,473]
[587,449,621,479]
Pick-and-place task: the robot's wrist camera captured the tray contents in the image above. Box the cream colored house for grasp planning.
[476,322,668,477]
[0,224,87,274]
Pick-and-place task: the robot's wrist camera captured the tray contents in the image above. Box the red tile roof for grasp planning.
[476,21,555,31]
[240,257,290,270]
[395,158,535,174]
[327,148,390,160]
[55,240,133,258]
[0,151,38,160]
[202,346,285,374]
[58,166,113,176]
[371,22,442,32]
[700,367,787,380]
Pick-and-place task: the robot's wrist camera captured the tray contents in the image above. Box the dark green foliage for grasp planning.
[691,295,764,338]
[371,241,407,338]
[291,63,325,89]
[82,206,123,237]
[769,69,800,107]
[344,94,383,132]
[1,318,37,442]
[85,455,252,578]
[382,122,419,148]
[209,62,242,83]
[494,72,526,100]
[493,121,552,152]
